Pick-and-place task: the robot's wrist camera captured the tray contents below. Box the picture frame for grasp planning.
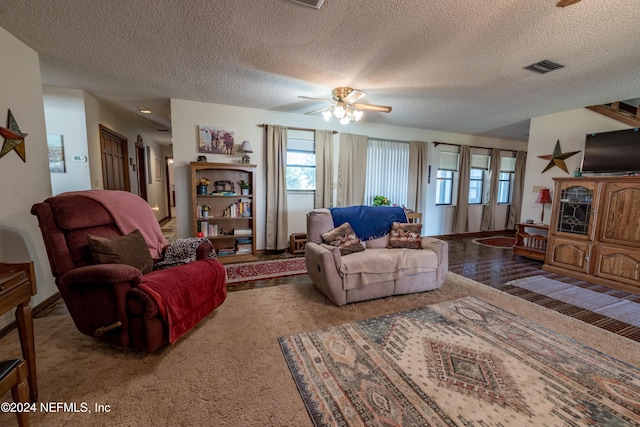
[155,157,162,180]
[47,134,65,173]
[198,125,235,155]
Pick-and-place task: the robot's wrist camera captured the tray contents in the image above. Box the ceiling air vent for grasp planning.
[290,0,325,9]
[523,59,565,74]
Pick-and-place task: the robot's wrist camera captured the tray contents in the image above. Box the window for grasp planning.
[364,138,409,206]
[286,132,315,191]
[497,172,513,203]
[497,156,516,204]
[436,150,458,206]
[435,170,454,205]
[468,154,489,204]
[468,168,484,204]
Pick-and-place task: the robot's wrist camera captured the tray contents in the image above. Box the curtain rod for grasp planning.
[433,141,517,153]
[257,124,338,134]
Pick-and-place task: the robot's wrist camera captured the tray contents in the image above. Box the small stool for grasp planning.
[289,233,307,255]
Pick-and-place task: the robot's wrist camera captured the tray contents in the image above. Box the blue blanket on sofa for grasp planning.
[329,206,407,241]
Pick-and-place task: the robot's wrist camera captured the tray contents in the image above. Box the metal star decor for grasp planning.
[0,109,27,162]
[537,140,580,173]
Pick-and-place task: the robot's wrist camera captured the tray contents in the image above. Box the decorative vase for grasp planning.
[197,185,208,195]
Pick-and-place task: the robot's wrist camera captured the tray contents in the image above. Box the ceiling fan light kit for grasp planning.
[301,87,391,125]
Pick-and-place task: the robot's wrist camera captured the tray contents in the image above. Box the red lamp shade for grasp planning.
[535,188,552,204]
[535,188,552,223]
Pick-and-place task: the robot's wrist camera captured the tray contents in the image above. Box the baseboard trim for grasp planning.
[0,291,62,339]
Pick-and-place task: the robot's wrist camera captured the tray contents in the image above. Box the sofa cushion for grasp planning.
[365,234,389,248]
[321,222,364,256]
[388,222,422,249]
[339,248,438,290]
[87,229,153,274]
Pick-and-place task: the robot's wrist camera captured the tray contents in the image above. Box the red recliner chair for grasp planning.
[31,190,227,353]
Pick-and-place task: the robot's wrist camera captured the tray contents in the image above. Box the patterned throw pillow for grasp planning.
[321,222,364,256]
[387,222,422,249]
[87,229,153,274]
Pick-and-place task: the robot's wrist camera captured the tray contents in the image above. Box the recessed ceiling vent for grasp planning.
[524,59,565,74]
[290,0,325,9]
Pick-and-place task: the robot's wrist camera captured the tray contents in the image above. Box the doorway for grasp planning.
[136,135,147,200]
[99,124,130,191]
[165,156,175,218]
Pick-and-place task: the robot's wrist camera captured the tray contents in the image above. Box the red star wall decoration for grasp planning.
[538,140,580,173]
[0,109,27,162]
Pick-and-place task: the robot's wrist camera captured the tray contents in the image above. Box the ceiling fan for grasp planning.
[299,87,392,124]
[556,0,581,7]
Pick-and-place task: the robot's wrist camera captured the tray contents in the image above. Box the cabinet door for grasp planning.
[550,180,599,241]
[546,236,592,274]
[598,182,640,248]
[593,244,640,287]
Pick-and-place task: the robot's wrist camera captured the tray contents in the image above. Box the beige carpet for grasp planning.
[2,272,640,427]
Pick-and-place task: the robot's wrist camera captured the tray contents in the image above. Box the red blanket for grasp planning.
[138,259,227,344]
[63,190,168,259]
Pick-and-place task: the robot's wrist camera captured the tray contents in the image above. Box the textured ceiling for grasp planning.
[2,0,640,144]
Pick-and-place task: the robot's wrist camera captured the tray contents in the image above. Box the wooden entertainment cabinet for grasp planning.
[543,176,640,294]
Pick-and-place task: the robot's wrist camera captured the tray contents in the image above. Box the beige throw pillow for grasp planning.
[387,222,422,249]
[87,229,153,274]
[321,222,364,256]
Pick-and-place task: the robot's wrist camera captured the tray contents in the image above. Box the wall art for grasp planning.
[47,134,65,173]
[198,125,235,155]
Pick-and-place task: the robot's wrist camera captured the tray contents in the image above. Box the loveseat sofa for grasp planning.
[305,207,448,306]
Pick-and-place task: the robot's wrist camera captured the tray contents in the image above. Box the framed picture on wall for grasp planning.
[155,157,162,180]
[197,125,235,154]
[47,134,65,173]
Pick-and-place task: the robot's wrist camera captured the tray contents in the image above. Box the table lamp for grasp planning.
[535,188,552,223]
[241,140,253,164]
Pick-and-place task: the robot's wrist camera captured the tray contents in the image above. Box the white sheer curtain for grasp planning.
[481,148,501,231]
[265,125,288,250]
[407,141,428,213]
[453,145,471,233]
[337,133,368,207]
[364,138,409,207]
[507,151,528,229]
[314,130,333,208]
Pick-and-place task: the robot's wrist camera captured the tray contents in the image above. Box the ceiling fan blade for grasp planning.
[556,0,581,7]
[305,106,334,115]
[298,96,334,104]
[353,103,392,113]
[344,89,366,103]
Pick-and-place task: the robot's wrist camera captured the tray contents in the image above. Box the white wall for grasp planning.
[43,86,92,194]
[522,108,630,224]
[0,26,55,328]
[171,98,527,248]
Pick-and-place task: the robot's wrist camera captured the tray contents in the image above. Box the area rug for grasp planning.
[279,296,640,426]
[160,218,176,242]
[508,275,640,327]
[225,257,307,283]
[472,235,516,248]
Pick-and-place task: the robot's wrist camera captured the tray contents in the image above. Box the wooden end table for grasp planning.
[513,223,549,261]
[0,262,38,402]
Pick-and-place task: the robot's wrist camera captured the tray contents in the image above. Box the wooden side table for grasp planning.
[513,223,549,261]
[0,262,37,402]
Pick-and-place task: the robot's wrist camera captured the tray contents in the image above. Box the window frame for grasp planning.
[468,167,485,205]
[286,138,316,192]
[497,171,513,204]
[435,169,454,206]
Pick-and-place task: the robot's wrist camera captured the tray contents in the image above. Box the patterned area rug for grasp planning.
[226,257,307,283]
[472,235,516,248]
[279,296,640,426]
[160,218,177,242]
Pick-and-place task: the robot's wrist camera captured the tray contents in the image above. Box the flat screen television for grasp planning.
[581,128,640,174]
